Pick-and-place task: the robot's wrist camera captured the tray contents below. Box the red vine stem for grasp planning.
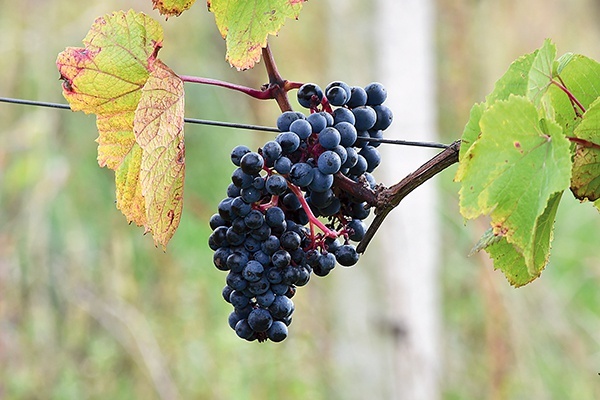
[179,75,273,100]
[551,79,586,114]
[286,183,338,239]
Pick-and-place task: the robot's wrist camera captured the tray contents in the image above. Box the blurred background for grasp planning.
[1,0,600,399]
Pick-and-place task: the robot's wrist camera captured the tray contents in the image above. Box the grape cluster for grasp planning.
[208,81,393,342]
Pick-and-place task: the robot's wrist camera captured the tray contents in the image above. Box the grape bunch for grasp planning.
[208,81,393,342]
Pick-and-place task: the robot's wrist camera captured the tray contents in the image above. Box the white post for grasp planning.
[375,0,441,399]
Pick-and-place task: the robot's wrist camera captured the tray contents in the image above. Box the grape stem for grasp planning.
[286,182,339,239]
[179,75,273,100]
[262,45,293,113]
[551,78,586,114]
[179,45,297,113]
[356,140,462,253]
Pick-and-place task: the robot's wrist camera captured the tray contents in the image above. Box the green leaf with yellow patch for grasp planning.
[208,0,306,70]
[485,192,563,287]
[570,97,600,202]
[56,10,185,248]
[153,0,197,17]
[456,95,571,283]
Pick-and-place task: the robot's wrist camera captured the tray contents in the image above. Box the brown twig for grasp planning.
[356,140,461,253]
[262,44,293,112]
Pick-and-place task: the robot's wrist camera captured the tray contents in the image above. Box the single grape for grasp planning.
[242,260,264,282]
[352,106,377,131]
[269,295,294,319]
[317,150,342,175]
[265,174,289,196]
[244,210,264,229]
[226,272,247,291]
[332,107,355,125]
[347,219,366,242]
[348,154,368,176]
[235,319,256,340]
[342,147,359,169]
[335,121,358,147]
[335,244,360,266]
[307,113,327,133]
[318,127,341,149]
[276,132,301,154]
[271,249,291,268]
[289,162,314,187]
[280,231,301,251]
[297,83,324,109]
[359,145,381,173]
[261,141,282,166]
[326,86,348,106]
[289,119,313,140]
[247,308,274,332]
[309,168,334,193]
[365,82,387,105]
[231,145,251,166]
[229,290,250,308]
[274,156,292,175]
[277,111,303,131]
[267,320,289,342]
[265,206,286,228]
[209,213,227,230]
[231,168,254,189]
[332,145,348,165]
[372,104,393,130]
[325,81,352,100]
[256,290,276,307]
[240,152,264,175]
[347,86,368,108]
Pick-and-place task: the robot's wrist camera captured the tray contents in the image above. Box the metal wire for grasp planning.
[0,96,450,148]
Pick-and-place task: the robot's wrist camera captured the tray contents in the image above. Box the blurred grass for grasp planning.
[2,0,600,399]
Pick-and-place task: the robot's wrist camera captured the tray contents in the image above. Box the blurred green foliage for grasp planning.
[1,1,600,399]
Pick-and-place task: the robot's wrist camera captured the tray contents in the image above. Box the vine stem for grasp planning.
[551,79,586,114]
[286,183,338,239]
[179,75,273,100]
[262,45,293,113]
[356,140,462,253]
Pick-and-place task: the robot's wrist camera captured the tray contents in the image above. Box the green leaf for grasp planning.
[153,0,197,17]
[570,97,600,201]
[486,51,536,105]
[485,191,563,287]
[134,60,185,248]
[458,50,536,159]
[553,52,574,76]
[527,39,556,106]
[208,0,305,70]
[458,102,485,161]
[56,10,185,248]
[456,95,571,282]
[549,55,600,135]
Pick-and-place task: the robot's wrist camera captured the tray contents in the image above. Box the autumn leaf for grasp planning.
[208,0,306,70]
[57,10,185,248]
[153,0,197,17]
[134,60,185,248]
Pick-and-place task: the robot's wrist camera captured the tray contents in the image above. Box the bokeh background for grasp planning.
[1,0,600,399]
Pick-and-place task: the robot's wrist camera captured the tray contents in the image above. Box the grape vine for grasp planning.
[51,2,600,341]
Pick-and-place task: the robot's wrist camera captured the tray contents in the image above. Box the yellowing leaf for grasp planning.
[153,0,197,17]
[456,95,571,282]
[56,10,186,248]
[208,0,305,70]
[134,60,185,248]
[570,98,600,201]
